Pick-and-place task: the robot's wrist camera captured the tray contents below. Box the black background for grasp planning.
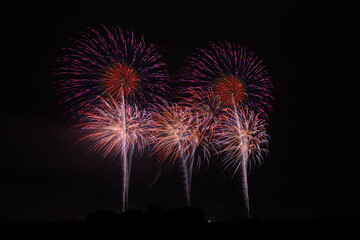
[1,0,355,222]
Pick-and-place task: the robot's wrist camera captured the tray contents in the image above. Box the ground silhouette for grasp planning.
[1,206,359,239]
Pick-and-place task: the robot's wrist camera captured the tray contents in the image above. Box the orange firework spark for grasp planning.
[102,63,140,100]
[179,88,222,146]
[214,74,246,108]
[150,103,200,164]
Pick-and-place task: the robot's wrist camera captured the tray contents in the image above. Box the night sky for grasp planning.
[1,0,355,222]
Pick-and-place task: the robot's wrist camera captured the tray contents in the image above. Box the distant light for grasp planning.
[207,219,211,223]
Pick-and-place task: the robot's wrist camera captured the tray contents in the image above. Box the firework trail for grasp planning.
[150,102,211,206]
[216,107,269,218]
[56,26,168,212]
[56,25,169,119]
[178,42,273,217]
[79,97,151,212]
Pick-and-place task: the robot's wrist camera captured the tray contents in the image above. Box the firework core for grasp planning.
[214,75,246,107]
[102,63,140,100]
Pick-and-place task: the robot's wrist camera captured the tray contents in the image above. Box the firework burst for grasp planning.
[179,88,223,145]
[56,26,169,212]
[56,25,169,119]
[216,107,269,218]
[216,108,269,173]
[79,97,151,212]
[178,42,273,117]
[150,102,211,206]
[177,42,273,218]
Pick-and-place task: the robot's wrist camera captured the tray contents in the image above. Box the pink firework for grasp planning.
[56,25,169,120]
[79,97,151,212]
[55,26,169,212]
[177,42,273,218]
[177,42,273,118]
[216,107,269,218]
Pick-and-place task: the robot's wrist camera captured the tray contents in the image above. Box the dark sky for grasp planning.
[1,0,355,222]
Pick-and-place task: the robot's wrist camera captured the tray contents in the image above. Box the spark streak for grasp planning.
[79,97,151,212]
[216,107,269,217]
[56,26,169,211]
[177,42,273,217]
[150,102,211,206]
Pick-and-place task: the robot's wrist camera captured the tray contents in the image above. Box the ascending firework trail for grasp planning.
[177,42,273,218]
[150,102,211,206]
[216,107,269,218]
[56,26,169,212]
